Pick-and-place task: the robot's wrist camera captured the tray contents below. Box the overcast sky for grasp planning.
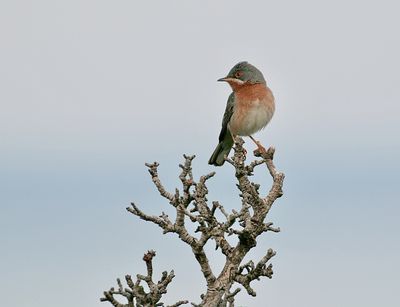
[1,1,399,307]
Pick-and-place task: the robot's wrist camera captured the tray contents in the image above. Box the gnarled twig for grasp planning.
[103,138,285,306]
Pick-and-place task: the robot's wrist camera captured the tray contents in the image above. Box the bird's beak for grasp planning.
[217,77,229,82]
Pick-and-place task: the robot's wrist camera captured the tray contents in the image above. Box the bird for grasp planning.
[208,61,275,166]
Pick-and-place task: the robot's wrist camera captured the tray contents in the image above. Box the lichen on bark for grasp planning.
[101,138,285,306]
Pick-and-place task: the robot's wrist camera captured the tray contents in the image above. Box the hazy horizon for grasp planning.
[1,1,399,306]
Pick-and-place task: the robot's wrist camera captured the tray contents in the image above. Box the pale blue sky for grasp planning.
[1,1,399,306]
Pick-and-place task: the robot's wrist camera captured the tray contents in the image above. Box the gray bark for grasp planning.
[100,250,188,307]
[101,138,285,306]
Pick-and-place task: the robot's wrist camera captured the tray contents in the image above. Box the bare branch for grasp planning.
[108,137,285,306]
[234,249,276,296]
[126,203,174,234]
[197,138,284,305]
[145,162,176,203]
[101,250,188,307]
[178,154,195,208]
[221,288,241,307]
[167,300,190,307]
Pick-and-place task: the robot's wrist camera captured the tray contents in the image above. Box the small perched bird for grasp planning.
[209,62,275,166]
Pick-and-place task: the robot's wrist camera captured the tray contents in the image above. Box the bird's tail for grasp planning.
[208,135,234,166]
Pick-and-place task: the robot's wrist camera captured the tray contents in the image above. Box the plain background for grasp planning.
[1,1,399,306]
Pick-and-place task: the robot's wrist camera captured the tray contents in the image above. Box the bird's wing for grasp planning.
[218,92,235,142]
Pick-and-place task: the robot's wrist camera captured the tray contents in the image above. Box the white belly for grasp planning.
[230,99,274,136]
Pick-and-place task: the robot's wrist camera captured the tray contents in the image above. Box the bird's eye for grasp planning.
[235,71,243,78]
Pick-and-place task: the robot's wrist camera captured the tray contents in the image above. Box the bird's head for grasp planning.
[218,61,266,90]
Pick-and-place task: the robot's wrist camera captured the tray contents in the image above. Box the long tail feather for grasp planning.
[208,135,234,166]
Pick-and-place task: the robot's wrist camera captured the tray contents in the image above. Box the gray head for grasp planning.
[218,61,266,85]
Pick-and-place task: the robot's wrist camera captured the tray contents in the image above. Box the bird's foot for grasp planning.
[249,136,266,154]
[253,141,267,155]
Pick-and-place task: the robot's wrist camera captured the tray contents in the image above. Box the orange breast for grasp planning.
[229,83,275,136]
[235,83,270,102]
